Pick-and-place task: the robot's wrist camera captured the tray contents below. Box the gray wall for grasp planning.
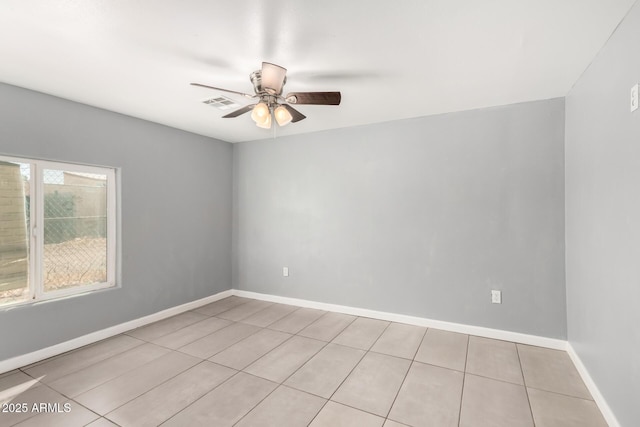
[565,2,640,425]
[0,83,233,360]
[233,98,567,338]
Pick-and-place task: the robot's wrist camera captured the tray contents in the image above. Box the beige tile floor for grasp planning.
[0,296,609,427]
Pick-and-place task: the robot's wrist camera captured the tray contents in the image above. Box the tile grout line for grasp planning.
[124,311,212,342]
[18,333,142,372]
[215,301,275,323]
[305,346,385,423]
[168,321,246,357]
[383,361,414,422]
[261,305,306,329]
[229,320,333,426]
[301,317,392,425]
[515,344,537,427]
[99,359,215,424]
[207,330,294,370]
[265,307,327,335]
[220,332,348,426]
[149,319,235,351]
[409,326,428,362]
[171,306,275,360]
[300,396,328,426]
[192,297,252,317]
[20,338,147,388]
[464,337,530,387]
[229,356,327,427]
[332,318,390,352]
[291,311,357,347]
[383,326,428,421]
[97,417,121,427]
[363,320,393,354]
[156,368,245,427]
[524,384,600,402]
[159,298,274,357]
[45,343,173,401]
[241,332,308,375]
[66,398,102,425]
[294,310,333,339]
[200,324,267,361]
[274,340,330,386]
[195,296,258,318]
[236,313,380,425]
[238,305,300,329]
[460,371,528,388]
[21,334,146,377]
[457,334,470,427]
[323,319,416,421]
[105,357,257,426]
[318,328,370,396]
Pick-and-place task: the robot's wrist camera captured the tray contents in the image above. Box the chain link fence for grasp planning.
[42,169,107,291]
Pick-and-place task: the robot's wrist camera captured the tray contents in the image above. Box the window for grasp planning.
[0,155,116,307]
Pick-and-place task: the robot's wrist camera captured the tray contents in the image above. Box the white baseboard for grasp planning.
[566,343,620,427]
[3,287,616,427]
[234,290,621,424]
[232,290,567,350]
[0,289,233,375]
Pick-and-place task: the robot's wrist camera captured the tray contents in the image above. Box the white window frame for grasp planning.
[0,154,117,307]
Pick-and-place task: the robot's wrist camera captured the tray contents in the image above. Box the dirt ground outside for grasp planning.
[0,237,107,305]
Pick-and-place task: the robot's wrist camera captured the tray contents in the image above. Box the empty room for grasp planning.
[0,1,638,426]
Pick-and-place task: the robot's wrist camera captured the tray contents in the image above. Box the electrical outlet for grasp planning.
[491,290,502,304]
[283,267,289,277]
[631,84,639,112]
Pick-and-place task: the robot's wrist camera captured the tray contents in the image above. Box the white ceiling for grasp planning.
[0,1,636,143]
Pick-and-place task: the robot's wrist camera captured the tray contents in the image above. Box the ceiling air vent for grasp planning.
[202,96,240,110]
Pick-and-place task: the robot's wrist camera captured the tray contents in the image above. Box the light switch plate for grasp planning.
[631,84,639,112]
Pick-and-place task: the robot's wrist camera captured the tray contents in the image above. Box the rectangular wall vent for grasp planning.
[202,96,240,110]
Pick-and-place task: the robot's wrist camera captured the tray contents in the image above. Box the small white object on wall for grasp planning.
[491,290,502,304]
[631,83,638,112]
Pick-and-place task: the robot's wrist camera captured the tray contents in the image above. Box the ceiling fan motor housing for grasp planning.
[257,94,280,110]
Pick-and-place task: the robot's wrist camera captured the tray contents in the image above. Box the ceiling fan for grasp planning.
[191,62,341,129]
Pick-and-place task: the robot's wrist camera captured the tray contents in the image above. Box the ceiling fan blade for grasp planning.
[261,62,287,94]
[282,104,306,123]
[190,83,254,99]
[222,104,255,118]
[285,92,341,105]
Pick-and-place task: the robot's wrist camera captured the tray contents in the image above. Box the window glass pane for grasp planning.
[43,169,107,292]
[0,161,31,306]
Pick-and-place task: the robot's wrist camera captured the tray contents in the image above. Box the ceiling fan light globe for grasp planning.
[251,102,270,123]
[274,105,293,126]
[261,62,287,95]
[254,113,270,125]
[256,113,272,129]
